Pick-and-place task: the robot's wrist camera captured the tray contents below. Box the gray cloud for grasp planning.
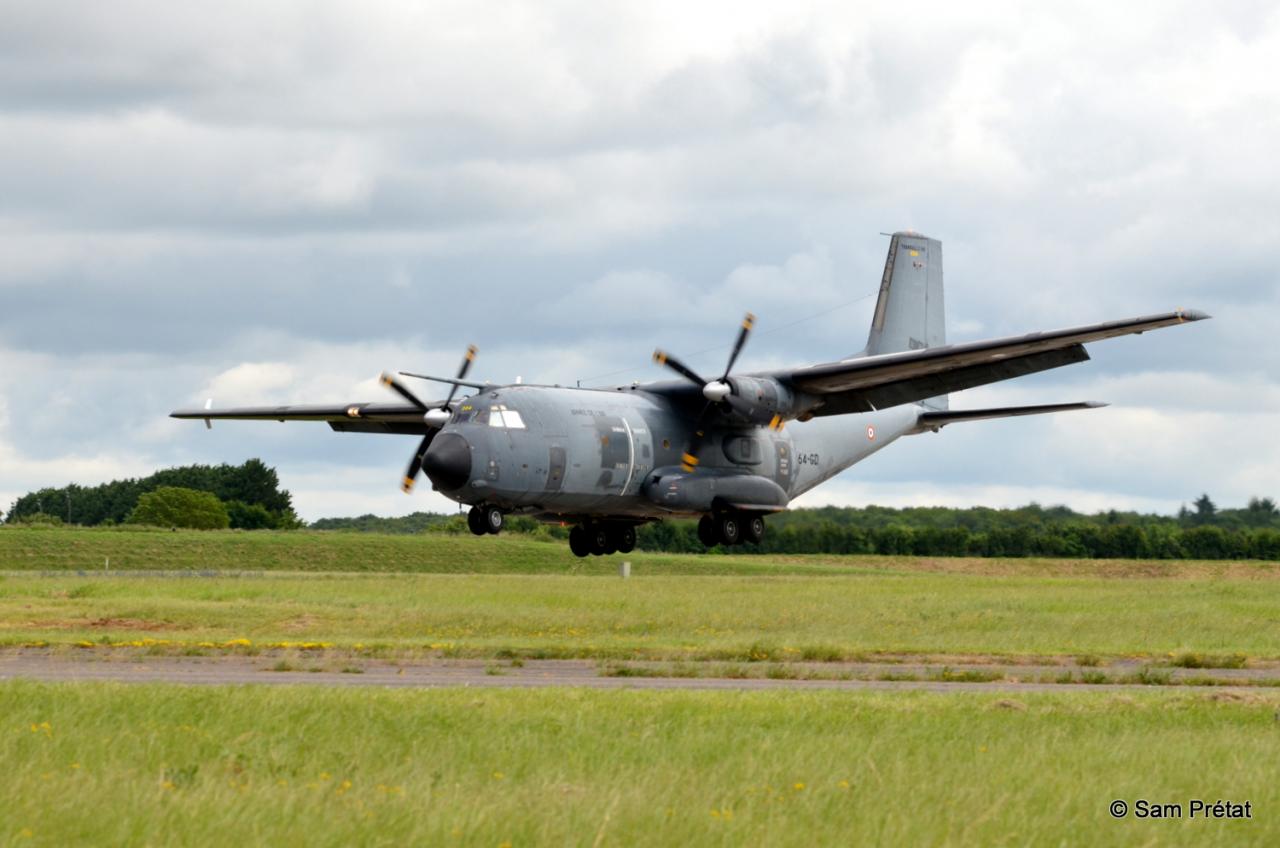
[1,1,1276,519]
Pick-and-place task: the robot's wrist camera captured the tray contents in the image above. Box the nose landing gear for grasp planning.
[467,505,505,536]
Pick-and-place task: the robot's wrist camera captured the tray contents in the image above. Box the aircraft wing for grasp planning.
[779,309,1209,416]
[170,403,435,435]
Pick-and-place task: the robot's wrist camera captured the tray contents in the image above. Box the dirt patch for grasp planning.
[1204,690,1271,705]
[87,617,178,631]
[278,614,322,631]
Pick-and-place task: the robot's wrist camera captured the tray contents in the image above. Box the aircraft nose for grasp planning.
[422,432,472,491]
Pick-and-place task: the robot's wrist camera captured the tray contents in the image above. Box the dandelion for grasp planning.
[793,782,805,791]
[492,772,504,780]
[838,780,851,790]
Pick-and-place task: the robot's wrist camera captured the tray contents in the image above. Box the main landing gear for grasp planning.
[568,522,638,558]
[467,505,505,536]
[698,512,765,548]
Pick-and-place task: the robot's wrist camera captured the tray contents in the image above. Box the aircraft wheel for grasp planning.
[589,525,611,556]
[718,514,741,546]
[484,506,505,535]
[743,515,765,545]
[568,526,591,558]
[615,525,637,554]
[697,515,719,548]
[601,525,619,555]
[467,506,488,536]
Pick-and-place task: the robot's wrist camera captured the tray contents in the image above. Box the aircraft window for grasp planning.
[487,404,526,429]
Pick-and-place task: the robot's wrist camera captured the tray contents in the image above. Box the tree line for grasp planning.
[3,459,301,530]
[324,495,1280,560]
[8,460,1280,560]
[635,496,1280,559]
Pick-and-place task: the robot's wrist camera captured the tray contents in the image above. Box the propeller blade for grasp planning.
[680,403,716,472]
[442,344,478,408]
[720,312,755,381]
[401,432,436,493]
[659,312,772,473]
[653,350,708,387]
[380,372,429,411]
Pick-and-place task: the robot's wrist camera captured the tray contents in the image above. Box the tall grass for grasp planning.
[0,682,1274,846]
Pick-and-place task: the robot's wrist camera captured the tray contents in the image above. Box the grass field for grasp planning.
[2,526,1279,661]
[0,568,1278,661]
[5,525,1280,578]
[4,525,1278,844]
[1,682,1274,846]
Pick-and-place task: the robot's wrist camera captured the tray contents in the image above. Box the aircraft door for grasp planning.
[622,413,653,497]
[594,417,631,492]
[545,445,566,492]
[773,436,793,494]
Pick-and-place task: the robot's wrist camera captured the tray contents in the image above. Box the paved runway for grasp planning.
[1,652,1272,693]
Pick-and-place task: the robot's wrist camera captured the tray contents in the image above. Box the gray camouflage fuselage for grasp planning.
[438,383,916,521]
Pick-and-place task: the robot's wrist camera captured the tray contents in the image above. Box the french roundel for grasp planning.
[866,424,876,441]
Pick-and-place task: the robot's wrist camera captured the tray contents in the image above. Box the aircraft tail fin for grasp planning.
[863,231,947,408]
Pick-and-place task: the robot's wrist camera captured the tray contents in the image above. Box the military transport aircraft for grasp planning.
[173,232,1208,557]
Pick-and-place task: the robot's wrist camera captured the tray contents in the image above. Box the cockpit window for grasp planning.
[453,403,488,425]
[487,404,526,429]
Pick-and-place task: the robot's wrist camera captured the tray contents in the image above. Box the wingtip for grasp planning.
[1177,308,1211,322]
[1083,401,1109,409]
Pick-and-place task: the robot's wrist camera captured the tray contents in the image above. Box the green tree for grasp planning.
[128,487,230,530]
[1192,493,1217,525]
[225,500,275,530]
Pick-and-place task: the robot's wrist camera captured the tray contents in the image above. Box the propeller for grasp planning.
[381,344,478,493]
[652,314,777,472]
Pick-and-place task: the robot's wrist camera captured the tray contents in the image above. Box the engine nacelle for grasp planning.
[726,376,805,419]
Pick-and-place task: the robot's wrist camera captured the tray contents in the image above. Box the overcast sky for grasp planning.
[2,1,1277,521]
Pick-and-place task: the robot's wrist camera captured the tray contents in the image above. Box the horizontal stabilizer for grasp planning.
[912,401,1107,433]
